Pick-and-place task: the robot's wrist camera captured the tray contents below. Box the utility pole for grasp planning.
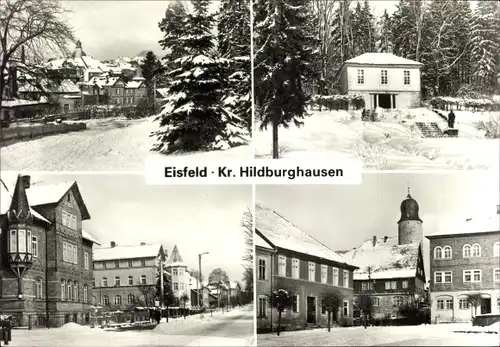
[198,252,209,313]
[160,256,164,307]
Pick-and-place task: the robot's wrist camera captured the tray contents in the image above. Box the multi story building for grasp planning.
[255,204,358,332]
[426,206,500,323]
[339,52,423,109]
[92,242,166,312]
[0,175,99,327]
[80,75,146,107]
[341,191,428,320]
[165,245,200,308]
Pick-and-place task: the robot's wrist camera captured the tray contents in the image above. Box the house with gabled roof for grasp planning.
[339,52,423,109]
[340,190,428,322]
[255,204,358,332]
[92,241,166,315]
[0,174,99,328]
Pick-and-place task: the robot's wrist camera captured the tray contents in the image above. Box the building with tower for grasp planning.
[341,189,428,321]
[0,174,99,328]
[426,205,500,323]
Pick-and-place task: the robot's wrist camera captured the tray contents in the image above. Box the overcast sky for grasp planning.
[256,172,499,278]
[2,172,251,283]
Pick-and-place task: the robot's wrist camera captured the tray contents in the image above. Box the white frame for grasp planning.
[494,268,500,282]
[434,246,442,259]
[332,267,339,286]
[292,258,300,279]
[257,257,267,281]
[463,269,481,283]
[434,271,453,284]
[443,246,452,259]
[380,70,388,85]
[494,242,500,257]
[357,69,364,84]
[308,262,316,282]
[403,70,410,85]
[343,270,349,288]
[321,265,328,284]
[278,255,287,277]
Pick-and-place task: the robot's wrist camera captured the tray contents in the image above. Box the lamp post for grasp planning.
[198,252,209,312]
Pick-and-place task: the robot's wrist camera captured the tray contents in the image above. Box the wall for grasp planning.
[345,66,421,92]
[0,122,86,146]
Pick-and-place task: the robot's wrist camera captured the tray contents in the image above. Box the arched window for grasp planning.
[472,244,481,257]
[83,285,88,303]
[67,280,73,301]
[463,244,471,258]
[102,277,108,287]
[34,277,43,299]
[101,295,109,306]
[92,296,96,305]
[443,246,452,259]
[434,246,443,259]
[114,294,122,305]
[74,282,79,301]
[128,294,135,305]
[494,242,500,257]
[61,280,66,300]
[140,275,146,285]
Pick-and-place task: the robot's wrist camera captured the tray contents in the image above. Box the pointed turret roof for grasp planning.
[7,175,33,223]
[165,245,186,267]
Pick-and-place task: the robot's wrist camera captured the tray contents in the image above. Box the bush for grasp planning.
[311,94,365,111]
[338,317,352,327]
[429,96,500,111]
[475,118,499,139]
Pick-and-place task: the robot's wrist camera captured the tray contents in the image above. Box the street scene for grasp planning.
[255,171,499,346]
[253,0,499,170]
[0,0,251,171]
[0,173,254,345]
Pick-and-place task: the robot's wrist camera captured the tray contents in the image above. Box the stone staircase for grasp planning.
[415,122,443,138]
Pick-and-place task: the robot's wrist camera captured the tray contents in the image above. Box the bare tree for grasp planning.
[137,285,156,308]
[180,293,189,319]
[321,288,343,332]
[268,288,294,336]
[468,294,482,317]
[241,208,253,264]
[0,0,75,107]
[355,294,374,329]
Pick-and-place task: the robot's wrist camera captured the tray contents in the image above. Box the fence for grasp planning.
[0,122,86,146]
[15,312,92,329]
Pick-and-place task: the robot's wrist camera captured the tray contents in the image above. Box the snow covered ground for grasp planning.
[0,117,252,171]
[10,306,254,347]
[254,108,499,170]
[257,323,500,346]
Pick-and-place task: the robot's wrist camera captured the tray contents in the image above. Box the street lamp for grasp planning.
[198,252,209,311]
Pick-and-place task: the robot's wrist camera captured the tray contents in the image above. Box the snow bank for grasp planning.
[59,322,89,332]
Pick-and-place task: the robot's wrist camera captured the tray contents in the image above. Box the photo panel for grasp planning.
[255,171,499,346]
[0,172,254,346]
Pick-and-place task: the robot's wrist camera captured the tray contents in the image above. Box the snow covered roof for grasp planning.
[82,230,100,245]
[0,178,50,224]
[1,99,48,108]
[342,237,419,280]
[156,88,169,98]
[45,56,105,71]
[165,245,186,267]
[255,204,357,268]
[426,215,500,238]
[93,243,163,261]
[125,78,145,89]
[344,53,423,67]
[83,76,120,88]
[18,79,80,94]
[255,232,273,250]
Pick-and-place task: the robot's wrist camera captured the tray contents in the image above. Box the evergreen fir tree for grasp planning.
[330,0,354,67]
[141,51,162,99]
[158,1,189,75]
[377,9,393,53]
[352,0,376,56]
[152,0,247,154]
[217,0,252,133]
[254,0,318,158]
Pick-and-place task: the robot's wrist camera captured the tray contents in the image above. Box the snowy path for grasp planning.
[0,117,251,171]
[10,306,254,346]
[254,109,499,170]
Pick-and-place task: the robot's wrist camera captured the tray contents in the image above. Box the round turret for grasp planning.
[397,191,423,245]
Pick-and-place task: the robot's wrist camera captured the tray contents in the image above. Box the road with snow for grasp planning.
[0,117,251,171]
[11,306,254,346]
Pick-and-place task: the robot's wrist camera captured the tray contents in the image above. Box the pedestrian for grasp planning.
[448,109,456,128]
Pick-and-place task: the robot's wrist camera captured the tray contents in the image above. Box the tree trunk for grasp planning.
[327,311,331,332]
[272,118,279,159]
[277,311,282,336]
[167,306,169,323]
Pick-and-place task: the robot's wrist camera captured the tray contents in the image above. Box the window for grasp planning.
[114,295,122,305]
[472,244,481,257]
[434,271,452,283]
[459,299,470,310]
[434,246,442,259]
[62,242,78,264]
[32,236,38,257]
[385,281,390,290]
[494,242,500,257]
[321,265,328,284]
[67,281,73,301]
[278,255,286,277]
[63,104,69,113]
[258,258,266,281]
[321,300,327,314]
[84,253,89,269]
[404,70,410,85]
[180,283,185,290]
[292,259,299,279]
[18,230,26,252]
[74,283,78,301]
[343,270,349,288]
[140,275,146,285]
[393,296,405,306]
[128,294,135,305]
[292,295,299,313]
[102,295,109,305]
[443,246,452,259]
[35,278,43,299]
[9,230,17,252]
[332,268,339,286]
[102,277,108,287]
[128,276,133,285]
[402,280,408,289]
[116,89,120,95]
[83,285,88,303]
[463,244,471,258]
[390,281,397,290]
[372,297,380,306]
[343,301,349,316]
[115,276,121,287]
[381,70,388,85]
[173,269,178,276]
[494,269,500,282]
[27,230,32,253]
[437,298,453,310]
[258,296,267,318]
[92,278,95,287]
[128,260,133,267]
[179,269,184,276]
[173,282,178,290]
[463,270,481,283]
[61,280,65,300]
[308,262,316,282]
[357,69,364,84]
[62,211,77,230]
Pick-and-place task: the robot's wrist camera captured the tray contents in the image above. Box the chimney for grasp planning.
[21,175,31,189]
[384,236,388,243]
[497,205,499,215]
[110,241,116,248]
[140,242,146,246]
[372,236,377,247]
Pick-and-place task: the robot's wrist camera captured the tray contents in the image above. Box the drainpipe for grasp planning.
[269,248,277,332]
[45,222,50,328]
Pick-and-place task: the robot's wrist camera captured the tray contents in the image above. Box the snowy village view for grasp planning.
[253,0,499,170]
[0,0,251,171]
[0,172,254,346]
[255,172,500,346]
